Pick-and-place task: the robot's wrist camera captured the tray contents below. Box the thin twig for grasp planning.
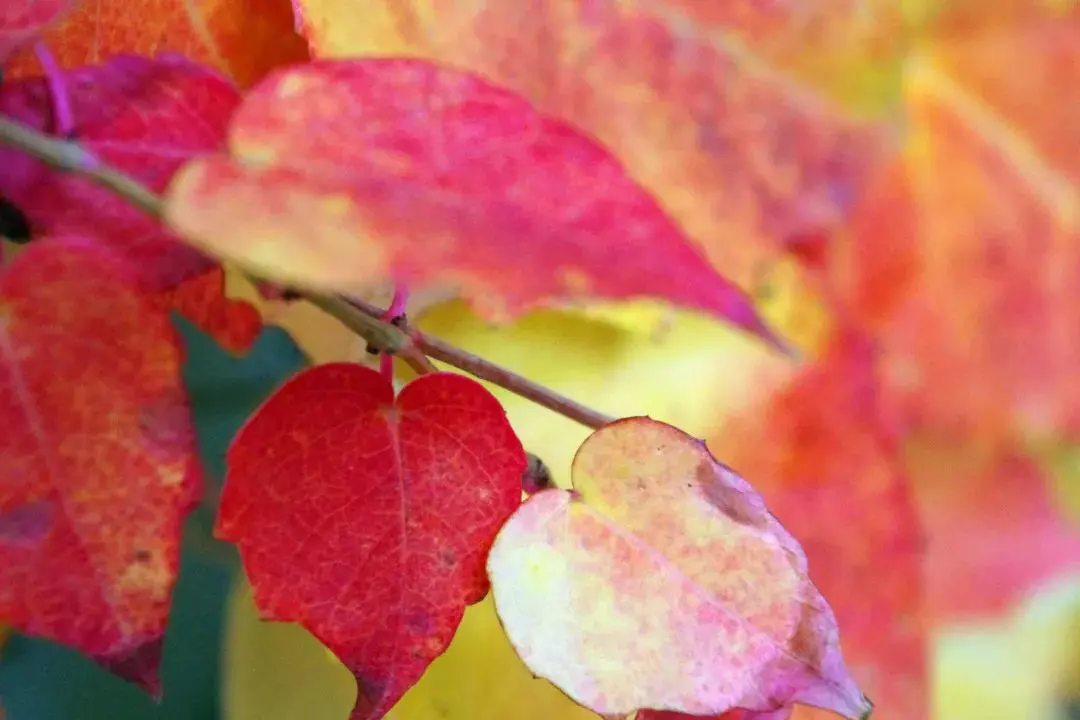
[379,285,410,381]
[0,114,163,216]
[342,296,615,430]
[0,113,615,430]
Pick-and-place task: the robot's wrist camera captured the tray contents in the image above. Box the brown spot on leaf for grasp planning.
[696,461,767,530]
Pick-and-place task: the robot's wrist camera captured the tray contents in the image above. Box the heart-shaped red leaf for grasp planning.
[217,365,526,719]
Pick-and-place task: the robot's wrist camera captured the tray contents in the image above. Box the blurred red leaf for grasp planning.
[290,0,900,292]
[909,439,1080,620]
[488,418,870,720]
[164,58,785,350]
[4,0,307,89]
[162,267,262,354]
[0,237,201,694]
[217,365,526,720]
[0,53,238,291]
[707,330,926,720]
[0,0,72,63]
[821,1,1080,643]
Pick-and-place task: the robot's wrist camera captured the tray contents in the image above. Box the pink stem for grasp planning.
[379,352,394,381]
[385,285,409,320]
[33,42,73,138]
[378,285,409,382]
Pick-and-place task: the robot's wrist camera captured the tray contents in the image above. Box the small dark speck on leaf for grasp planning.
[436,546,456,567]
[0,501,53,545]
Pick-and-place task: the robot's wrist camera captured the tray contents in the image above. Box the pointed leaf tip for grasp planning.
[487,417,869,719]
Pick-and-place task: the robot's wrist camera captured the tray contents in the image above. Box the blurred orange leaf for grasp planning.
[840,12,1080,447]
[707,329,926,720]
[4,0,307,88]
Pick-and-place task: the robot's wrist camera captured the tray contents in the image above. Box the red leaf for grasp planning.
[706,330,926,719]
[164,58,785,351]
[0,0,72,63]
[0,236,201,694]
[163,266,262,354]
[909,441,1080,621]
[487,418,870,720]
[0,53,239,291]
[217,365,526,719]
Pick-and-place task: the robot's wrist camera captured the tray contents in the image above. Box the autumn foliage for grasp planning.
[2,1,1079,720]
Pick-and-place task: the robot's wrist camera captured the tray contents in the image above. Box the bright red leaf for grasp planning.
[706,329,926,720]
[164,58,786,350]
[0,0,72,63]
[162,266,262,355]
[0,52,238,291]
[487,417,870,720]
[217,364,526,719]
[0,236,201,694]
[4,0,307,89]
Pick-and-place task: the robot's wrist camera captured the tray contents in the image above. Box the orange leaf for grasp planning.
[165,58,784,348]
[706,330,926,720]
[5,0,307,89]
[0,237,201,694]
[487,417,870,720]
[845,14,1080,447]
